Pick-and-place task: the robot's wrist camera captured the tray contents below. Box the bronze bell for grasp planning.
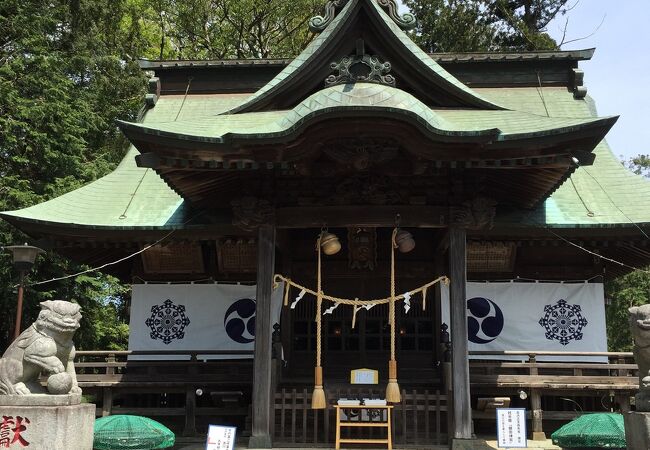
[395,229,415,253]
[320,232,341,255]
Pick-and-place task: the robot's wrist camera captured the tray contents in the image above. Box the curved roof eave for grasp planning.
[117,110,500,150]
[116,110,615,152]
[496,116,619,142]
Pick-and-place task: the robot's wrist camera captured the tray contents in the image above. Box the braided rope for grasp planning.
[316,234,323,368]
[274,275,448,306]
[390,228,397,360]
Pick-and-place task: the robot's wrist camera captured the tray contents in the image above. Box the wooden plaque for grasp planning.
[350,368,379,384]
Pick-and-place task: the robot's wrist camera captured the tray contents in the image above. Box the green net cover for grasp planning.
[551,413,626,448]
[93,415,175,450]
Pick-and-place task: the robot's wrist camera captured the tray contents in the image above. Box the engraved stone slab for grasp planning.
[0,403,94,449]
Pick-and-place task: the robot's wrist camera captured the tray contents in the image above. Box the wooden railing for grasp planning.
[72,350,640,441]
[273,387,447,446]
[468,351,637,390]
[74,350,257,436]
[466,351,638,439]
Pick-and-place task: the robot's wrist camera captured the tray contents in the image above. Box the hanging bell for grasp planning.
[320,232,341,255]
[395,229,415,253]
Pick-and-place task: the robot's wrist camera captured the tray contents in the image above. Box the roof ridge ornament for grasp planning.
[325,39,395,87]
[309,0,416,33]
[376,0,416,30]
[309,0,349,32]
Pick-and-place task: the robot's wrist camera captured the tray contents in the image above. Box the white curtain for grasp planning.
[441,282,607,361]
[128,283,283,359]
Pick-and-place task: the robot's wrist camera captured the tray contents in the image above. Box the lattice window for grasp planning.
[217,239,257,273]
[141,243,205,274]
[467,241,517,272]
[289,289,434,354]
[399,296,433,351]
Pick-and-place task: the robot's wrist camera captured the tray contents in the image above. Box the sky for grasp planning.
[397,0,650,162]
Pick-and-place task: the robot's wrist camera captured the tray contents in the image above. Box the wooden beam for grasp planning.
[276,206,447,228]
[449,227,472,440]
[249,224,276,448]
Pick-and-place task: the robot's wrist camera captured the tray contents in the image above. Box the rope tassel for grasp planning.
[386,359,401,403]
[312,366,326,409]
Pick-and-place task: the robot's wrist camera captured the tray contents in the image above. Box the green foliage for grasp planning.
[0,0,150,350]
[625,154,650,177]
[0,0,323,352]
[488,0,569,50]
[404,0,498,52]
[153,0,322,59]
[606,154,650,351]
[404,0,569,52]
[606,270,650,352]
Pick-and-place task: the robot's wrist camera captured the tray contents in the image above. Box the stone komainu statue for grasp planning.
[0,300,82,396]
[629,304,650,411]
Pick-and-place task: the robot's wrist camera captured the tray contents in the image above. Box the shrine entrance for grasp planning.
[268,226,455,446]
[280,227,445,385]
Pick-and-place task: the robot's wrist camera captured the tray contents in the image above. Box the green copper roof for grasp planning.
[0,147,186,229]
[2,85,649,231]
[225,0,503,114]
[364,0,500,108]
[118,83,613,146]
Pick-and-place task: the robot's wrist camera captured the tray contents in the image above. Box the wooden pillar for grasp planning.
[449,227,472,440]
[183,354,199,436]
[183,386,197,436]
[249,224,276,448]
[101,387,113,417]
[530,389,546,440]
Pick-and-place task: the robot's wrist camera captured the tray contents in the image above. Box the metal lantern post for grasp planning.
[5,244,44,340]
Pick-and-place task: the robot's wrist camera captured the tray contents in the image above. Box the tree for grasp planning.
[0,0,325,351]
[488,0,570,50]
[606,270,650,352]
[404,0,498,52]
[404,0,571,52]
[604,153,650,351]
[625,155,650,178]
[153,0,322,59]
[0,0,159,350]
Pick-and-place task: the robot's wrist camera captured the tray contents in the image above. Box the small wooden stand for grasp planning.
[335,405,393,450]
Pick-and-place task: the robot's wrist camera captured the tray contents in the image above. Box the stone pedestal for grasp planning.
[0,395,95,449]
[625,411,650,450]
[450,438,491,449]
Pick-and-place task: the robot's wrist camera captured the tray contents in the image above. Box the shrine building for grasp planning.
[2,0,649,447]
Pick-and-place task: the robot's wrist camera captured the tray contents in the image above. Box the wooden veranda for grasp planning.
[74,348,638,445]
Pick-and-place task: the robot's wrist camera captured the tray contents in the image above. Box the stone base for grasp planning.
[0,393,81,407]
[451,438,492,449]
[532,431,547,441]
[0,403,95,449]
[625,411,650,450]
[248,434,272,448]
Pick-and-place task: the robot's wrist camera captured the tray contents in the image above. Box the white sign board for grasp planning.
[497,408,527,448]
[206,425,236,450]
